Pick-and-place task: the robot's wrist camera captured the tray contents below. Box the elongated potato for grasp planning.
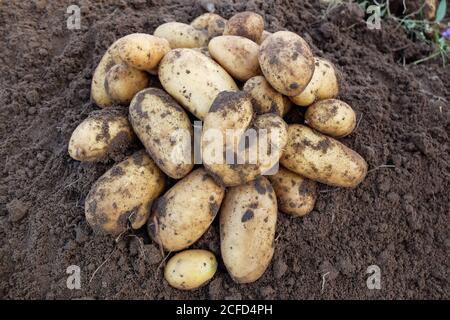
[305,99,356,138]
[154,22,208,48]
[105,63,149,105]
[208,35,261,81]
[220,177,277,283]
[280,125,367,188]
[268,167,317,217]
[129,88,194,179]
[290,57,339,106]
[259,31,315,96]
[164,250,217,290]
[159,48,238,119]
[223,11,264,43]
[85,151,165,236]
[148,168,225,251]
[68,108,134,162]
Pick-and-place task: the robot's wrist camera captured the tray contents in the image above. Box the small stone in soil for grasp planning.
[7,199,29,222]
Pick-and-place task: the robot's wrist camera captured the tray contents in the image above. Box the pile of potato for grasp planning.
[69,11,368,291]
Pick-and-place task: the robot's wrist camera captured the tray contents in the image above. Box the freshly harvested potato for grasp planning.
[85,151,165,236]
[191,13,227,38]
[129,88,194,179]
[258,30,272,44]
[268,167,317,217]
[280,125,367,188]
[159,48,238,119]
[68,108,135,162]
[208,35,261,81]
[164,249,218,290]
[105,63,149,105]
[148,168,225,251]
[290,57,339,106]
[223,11,264,43]
[154,22,208,48]
[305,99,356,138]
[220,177,277,283]
[192,46,211,58]
[259,31,315,96]
[243,75,292,116]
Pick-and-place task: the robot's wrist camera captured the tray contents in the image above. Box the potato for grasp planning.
[118,33,170,71]
[129,88,194,179]
[158,48,238,119]
[259,31,315,96]
[290,57,339,106]
[154,22,208,48]
[220,177,277,283]
[243,75,292,116]
[191,46,211,58]
[85,151,165,236]
[305,99,356,138]
[208,35,261,81]
[105,63,149,105]
[280,125,367,188]
[223,11,264,43]
[190,13,219,30]
[164,250,217,290]
[68,108,135,162]
[191,13,227,39]
[148,168,225,251]
[258,30,272,44]
[268,167,317,217]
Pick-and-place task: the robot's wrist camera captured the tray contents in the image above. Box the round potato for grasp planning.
[85,151,165,236]
[68,108,135,162]
[268,167,317,217]
[191,13,226,39]
[191,46,211,58]
[258,30,272,44]
[280,124,367,188]
[158,48,238,119]
[259,31,315,96]
[220,177,277,283]
[105,63,149,105]
[223,11,264,43]
[208,35,261,81]
[164,250,218,290]
[148,168,225,252]
[154,22,208,48]
[129,88,194,179]
[290,57,339,106]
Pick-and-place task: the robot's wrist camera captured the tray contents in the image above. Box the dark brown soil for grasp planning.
[0,0,448,299]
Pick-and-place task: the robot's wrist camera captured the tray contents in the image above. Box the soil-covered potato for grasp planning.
[258,30,272,44]
[259,31,315,96]
[223,11,264,43]
[280,124,367,188]
[158,48,238,119]
[164,249,218,290]
[191,46,211,57]
[268,167,317,217]
[85,151,165,236]
[154,22,208,48]
[220,177,277,283]
[208,35,261,81]
[129,88,194,179]
[305,99,356,137]
[190,13,227,39]
[68,108,135,162]
[148,168,225,252]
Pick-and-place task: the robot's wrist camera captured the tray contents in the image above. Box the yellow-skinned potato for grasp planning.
[208,35,261,81]
[68,108,135,162]
[164,250,217,290]
[280,125,367,188]
[148,168,225,252]
[190,13,226,39]
[223,11,264,43]
[290,57,339,106]
[158,48,238,119]
[191,46,211,58]
[259,31,315,96]
[154,22,208,48]
[85,151,165,236]
[268,167,317,217]
[105,63,149,105]
[220,177,277,283]
[129,88,194,179]
[258,30,272,44]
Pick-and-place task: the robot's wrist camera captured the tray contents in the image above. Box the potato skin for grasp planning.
[305,99,356,138]
[85,151,165,236]
[280,125,367,188]
[259,31,315,96]
[148,168,225,252]
[154,22,208,48]
[223,11,264,43]
[258,30,272,44]
[105,63,149,105]
[208,35,261,81]
[190,13,226,39]
[268,167,317,217]
[220,177,277,283]
[129,88,194,179]
[164,250,218,290]
[158,48,238,119]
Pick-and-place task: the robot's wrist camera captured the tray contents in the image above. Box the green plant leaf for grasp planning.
[435,0,447,23]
